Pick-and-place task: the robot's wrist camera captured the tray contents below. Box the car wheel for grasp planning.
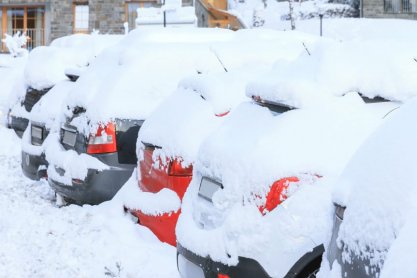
[296,256,321,278]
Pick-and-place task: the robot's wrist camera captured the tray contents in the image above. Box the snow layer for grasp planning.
[247,39,417,107]
[25,34,122,90]
[327,97,417,274]
[177,94,382,276]
[0,123,178,277]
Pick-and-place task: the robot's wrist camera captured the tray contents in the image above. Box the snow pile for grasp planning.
[25,34,122,90]
[295,18,417,42]
[324,97,417,275]
[177,91,381,276]
[247,39,417,107]
[228,0,355,28]
[0,124,178,277]
[121,172,182,216]
[136,6,197,26]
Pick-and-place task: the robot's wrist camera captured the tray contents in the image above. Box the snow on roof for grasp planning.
[332,97,417,265]
[137,65,271,165]
[29,80,76,129]
[136,6,197,26]
[136,30,321,164]
[246,39,417,107]
[65,28,316,126]
[24,34,122,90]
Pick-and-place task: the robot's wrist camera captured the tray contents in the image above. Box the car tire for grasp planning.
[296,256,321,278]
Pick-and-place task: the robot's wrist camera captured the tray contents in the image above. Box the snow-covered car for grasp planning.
[7,34,121,138]
[120,30,320,247]
[45,28,239,205]
[175,40,415,278]
[322,99,417,277]
[21,80,77,180]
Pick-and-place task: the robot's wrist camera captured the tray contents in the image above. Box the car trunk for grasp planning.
[139,142,192,199]
[60,108,142,165]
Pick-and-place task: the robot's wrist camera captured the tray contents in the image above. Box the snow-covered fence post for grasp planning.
[288,0,296,30]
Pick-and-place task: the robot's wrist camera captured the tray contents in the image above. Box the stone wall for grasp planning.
[89,0,126,34]
[363,0,417,18]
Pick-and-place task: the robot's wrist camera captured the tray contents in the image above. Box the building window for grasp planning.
[1,6,45,52]
[384,0,417,13]
[74,3,89,32]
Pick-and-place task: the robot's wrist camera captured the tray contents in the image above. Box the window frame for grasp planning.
[73,1,90,33]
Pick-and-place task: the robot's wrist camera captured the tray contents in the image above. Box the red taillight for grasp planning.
[259,176,299,215]
[87,123,117,154]
[168,159,193,176]
[215,111,230,117]
[218,274,230,278]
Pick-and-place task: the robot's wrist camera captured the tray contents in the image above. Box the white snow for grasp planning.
[0,120,178,277]
[323,97,417,276]
[136,6,197,26]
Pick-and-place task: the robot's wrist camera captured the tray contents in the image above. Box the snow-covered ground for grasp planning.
[0,122,178,277]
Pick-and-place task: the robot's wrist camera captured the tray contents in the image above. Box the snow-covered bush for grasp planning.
[2,32,28,57]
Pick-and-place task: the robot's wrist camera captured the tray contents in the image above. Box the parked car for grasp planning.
[323,98,417,278]
[7,34,121,138]
[120,30,321,247]
[21,79,77,180]
[175,39,413,278]
[45,28,237,205]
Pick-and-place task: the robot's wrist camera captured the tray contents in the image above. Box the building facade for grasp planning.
[0,0,181,51]
[362,0,417,19]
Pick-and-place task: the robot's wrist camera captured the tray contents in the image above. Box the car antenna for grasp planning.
[210,47,228,73]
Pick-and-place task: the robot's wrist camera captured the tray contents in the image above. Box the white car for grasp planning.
[7,34,121,137]
[175,39,412,278]
[118,29,320,247]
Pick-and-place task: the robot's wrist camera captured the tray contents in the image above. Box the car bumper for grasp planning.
[21,150,48,180]
[327,211,380,278]
[9,115,29,138]
[177,243,270,278]
[132,209,180,247]
[48,152,135,205]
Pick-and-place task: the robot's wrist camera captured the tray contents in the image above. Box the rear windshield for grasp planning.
[252,96,295,115]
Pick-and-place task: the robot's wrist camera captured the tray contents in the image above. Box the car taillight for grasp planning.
[218,274,230,278]
[215,111,230,117]
[259,177,299,215]
[168,159,193,176]
[87,123,117,154]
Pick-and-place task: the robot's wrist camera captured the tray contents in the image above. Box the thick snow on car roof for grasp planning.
[24,34,122,90]
[332,97,417,268]
[136,30,320,165]
[65,28,311,125]
[247,39,417,107]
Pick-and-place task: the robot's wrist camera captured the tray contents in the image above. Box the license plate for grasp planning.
[177,254,205,278]
[62,130,77,147]
[31,125,43,140]
[198,177,223,202]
